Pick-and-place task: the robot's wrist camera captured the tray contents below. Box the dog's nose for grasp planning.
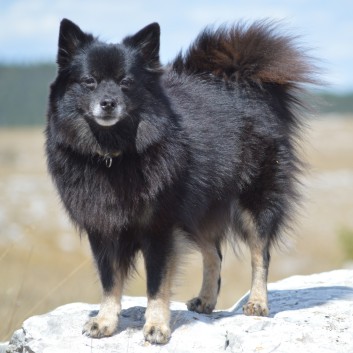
[100,98,117,111]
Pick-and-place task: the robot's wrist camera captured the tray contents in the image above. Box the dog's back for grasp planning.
[161,19,317,241]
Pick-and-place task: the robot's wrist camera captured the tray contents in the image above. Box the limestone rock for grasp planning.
[6,269,353,353]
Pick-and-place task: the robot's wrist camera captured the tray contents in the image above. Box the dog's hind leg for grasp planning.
[187,241,222,314]
[242,212,270,316]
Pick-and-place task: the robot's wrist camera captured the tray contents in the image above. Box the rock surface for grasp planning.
[6,269,353,353]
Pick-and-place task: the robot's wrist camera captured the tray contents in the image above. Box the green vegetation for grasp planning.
[0,64,352,126]
[319,92,353,115]
[339,228,353,261]
[0,64,56,126]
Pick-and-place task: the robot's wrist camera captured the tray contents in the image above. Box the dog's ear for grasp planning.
[57,19,94,69]
[123,23,161,71]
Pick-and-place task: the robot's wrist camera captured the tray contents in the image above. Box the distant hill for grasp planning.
[0,64,56,126]
[0,64,352,126]
[317,92,353,115]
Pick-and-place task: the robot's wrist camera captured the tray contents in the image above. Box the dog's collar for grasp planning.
[96,151,122,168]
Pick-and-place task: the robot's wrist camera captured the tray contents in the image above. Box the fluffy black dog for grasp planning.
[46,19,317,344]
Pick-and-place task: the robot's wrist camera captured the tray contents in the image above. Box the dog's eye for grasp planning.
[81,77,97,89]
[120,77,134,90]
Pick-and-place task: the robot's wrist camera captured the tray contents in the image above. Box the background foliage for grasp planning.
[0,64,56,126]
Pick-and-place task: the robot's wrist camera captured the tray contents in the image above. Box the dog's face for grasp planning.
[68,44,135,128]
[48,19,166,155]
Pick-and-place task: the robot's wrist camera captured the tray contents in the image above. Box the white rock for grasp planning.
[6,270,353,353]
[0,343,8,353]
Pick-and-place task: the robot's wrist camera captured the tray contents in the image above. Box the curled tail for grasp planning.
[172,20,319,88]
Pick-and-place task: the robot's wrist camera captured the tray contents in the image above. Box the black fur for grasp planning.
[46,19,317,322]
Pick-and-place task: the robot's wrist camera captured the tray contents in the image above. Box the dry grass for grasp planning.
[1,116,353,340]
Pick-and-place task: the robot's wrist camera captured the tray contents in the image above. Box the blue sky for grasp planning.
[1,0,352,92]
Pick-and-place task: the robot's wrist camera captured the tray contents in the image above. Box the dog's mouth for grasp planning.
[94,116,121,127]
[88,102,126,127]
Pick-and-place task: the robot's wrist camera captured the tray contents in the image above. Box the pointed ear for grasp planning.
[57,19,94,69]
[123,23,161,70]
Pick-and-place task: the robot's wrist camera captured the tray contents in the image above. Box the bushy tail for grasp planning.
[172,20,319,88]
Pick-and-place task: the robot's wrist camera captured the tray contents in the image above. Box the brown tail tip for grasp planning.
[173,20,320,87]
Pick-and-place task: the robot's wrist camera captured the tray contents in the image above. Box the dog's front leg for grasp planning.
[82,233,127,338]
[142,235,176,344]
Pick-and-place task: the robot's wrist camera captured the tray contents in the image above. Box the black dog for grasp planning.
[46,19,317,344]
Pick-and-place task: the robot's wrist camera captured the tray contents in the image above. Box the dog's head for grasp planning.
[48,19,169,155]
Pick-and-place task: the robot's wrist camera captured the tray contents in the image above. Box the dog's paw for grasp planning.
[186,297,215,314]
[243,300,269,316]
[143,322,171,344]
[82,316,118,338]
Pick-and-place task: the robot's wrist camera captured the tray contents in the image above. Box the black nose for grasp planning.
[100,98,117,111]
